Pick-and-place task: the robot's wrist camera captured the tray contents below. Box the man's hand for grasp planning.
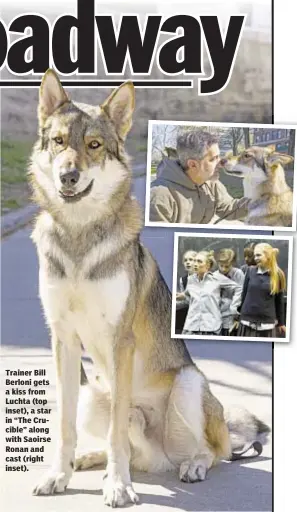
[278,325,286,335]
[176,292,186,301]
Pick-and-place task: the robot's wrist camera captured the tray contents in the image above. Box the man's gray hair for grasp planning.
[177,130,218,170]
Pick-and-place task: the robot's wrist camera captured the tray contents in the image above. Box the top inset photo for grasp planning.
[145,121,296,231]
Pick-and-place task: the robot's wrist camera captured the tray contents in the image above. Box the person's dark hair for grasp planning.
[217,248,236,266]
[177,130,218,170]
[244,243,256,266]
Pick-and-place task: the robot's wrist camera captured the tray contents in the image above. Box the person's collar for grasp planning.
[224,268,233,278]
[195,271,213,281]
[257,267,269,274]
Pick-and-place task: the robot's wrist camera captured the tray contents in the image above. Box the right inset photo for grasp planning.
[172,233,293,342]
[146,121,296,231]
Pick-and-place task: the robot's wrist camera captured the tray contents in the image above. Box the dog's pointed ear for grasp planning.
[266,144,276,154]
[164,146,178,159]
[268,152,294,167]
[38,69,69,126]
[101,81,135,140]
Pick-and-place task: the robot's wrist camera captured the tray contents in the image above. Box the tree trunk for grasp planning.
[232,140,238,155]
[231,128,243,155]
[243,128,250,148]
[288,129,295,157]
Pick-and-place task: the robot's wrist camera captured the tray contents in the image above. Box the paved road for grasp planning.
[1,175,272,511]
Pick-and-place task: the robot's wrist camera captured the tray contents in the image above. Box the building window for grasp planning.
[266,133,270,141]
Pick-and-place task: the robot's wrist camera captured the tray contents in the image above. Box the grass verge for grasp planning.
[1,140,33,214]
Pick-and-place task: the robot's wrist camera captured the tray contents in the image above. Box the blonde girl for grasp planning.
[175,250,197,334]
[176,250,242,336]
[179,250,197,292]
[238,243,286,338]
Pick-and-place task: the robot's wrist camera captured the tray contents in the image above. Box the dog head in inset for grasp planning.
[221,145,293,199]
[29,69,135,221]
[163,147,178,160]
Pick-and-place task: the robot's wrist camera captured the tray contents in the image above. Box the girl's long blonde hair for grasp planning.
[254,243,286,294]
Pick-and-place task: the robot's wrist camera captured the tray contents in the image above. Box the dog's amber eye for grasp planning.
[88,140,101,149]
[53,136,63,145]
[243,152,250,159]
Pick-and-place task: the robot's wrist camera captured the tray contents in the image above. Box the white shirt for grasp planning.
[184,272,242,333]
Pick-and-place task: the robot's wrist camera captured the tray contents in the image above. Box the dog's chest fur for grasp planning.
[33,212,132,375]
[247,199,268,221]
[40,270,130,333]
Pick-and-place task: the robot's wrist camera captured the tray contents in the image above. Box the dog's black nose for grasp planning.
[60,169,80,187]
[219,158,228,166]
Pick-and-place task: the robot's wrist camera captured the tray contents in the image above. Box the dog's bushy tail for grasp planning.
[225,406,271,461]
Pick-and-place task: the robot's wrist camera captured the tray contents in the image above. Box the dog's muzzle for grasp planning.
[59,180,94,203]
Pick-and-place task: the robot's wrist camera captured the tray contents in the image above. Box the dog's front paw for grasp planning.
[103,475,139,507]
[179,459,207,483]
[32,471,71,495]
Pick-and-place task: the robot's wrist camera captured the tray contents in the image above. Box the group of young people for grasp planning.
[176,243,287,338]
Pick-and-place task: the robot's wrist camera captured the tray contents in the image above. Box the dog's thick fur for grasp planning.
[223,145,294,226]
[30,70,269,507]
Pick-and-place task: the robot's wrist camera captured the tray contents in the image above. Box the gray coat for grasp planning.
[150,159,249,224]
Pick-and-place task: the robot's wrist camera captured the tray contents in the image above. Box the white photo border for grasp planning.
[145,120,297,232]
[171,232,294,343]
